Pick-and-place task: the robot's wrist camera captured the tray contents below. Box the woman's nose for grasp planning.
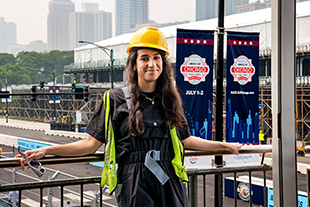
[148,59,155,67]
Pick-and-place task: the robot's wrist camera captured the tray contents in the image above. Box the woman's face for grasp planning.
[135,48,163,88]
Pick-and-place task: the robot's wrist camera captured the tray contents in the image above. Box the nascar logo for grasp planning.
[180,54,210,85]
[230,55,255,85]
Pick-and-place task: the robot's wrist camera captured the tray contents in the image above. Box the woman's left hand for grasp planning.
[226,143,243,155]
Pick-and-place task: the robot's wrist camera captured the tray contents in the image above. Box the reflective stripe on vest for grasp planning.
[100,89,117,194]
[170,127,188,183]
[100,88,188,194]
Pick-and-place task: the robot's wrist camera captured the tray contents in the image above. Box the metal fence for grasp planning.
[0,146,272,207]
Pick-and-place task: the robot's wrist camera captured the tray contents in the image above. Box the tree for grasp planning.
[0,50,74,86]
[41,50,74,83]
[0,64,31,87]
[0,53,16,67]
[16,51,41,69]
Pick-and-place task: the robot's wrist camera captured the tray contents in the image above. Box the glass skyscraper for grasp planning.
[115,0,149,36]
[47,0,75,51]
[196,0,218,21]
[69,10,112,50]
[195,0,249,21]
[0,17,16,53]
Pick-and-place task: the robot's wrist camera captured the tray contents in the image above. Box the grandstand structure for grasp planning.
[6,1,310,141]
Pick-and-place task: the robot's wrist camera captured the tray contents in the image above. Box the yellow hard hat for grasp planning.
[126,27,169,57]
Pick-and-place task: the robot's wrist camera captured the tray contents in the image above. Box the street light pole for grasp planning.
[53,72,56,123]
[78,41,115,88]
[215,0,225,206]
[5,77,8,123]
[37,69,56,123]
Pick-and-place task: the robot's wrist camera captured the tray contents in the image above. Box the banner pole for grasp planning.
[214,0,225,206]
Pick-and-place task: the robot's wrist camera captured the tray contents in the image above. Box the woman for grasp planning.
[18,27,242,207]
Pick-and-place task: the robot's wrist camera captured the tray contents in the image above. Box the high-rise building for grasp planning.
[0,18,4,52]
[115,0,149,36]
[235,0,267,14]
[195,0,249,21]
[69,9,112,50]
[225,0,249,16]
[82,2,99,12]
[0,17,17,53]
[47,0,75,51]
[196,0,218,21]
[26,40,47,52]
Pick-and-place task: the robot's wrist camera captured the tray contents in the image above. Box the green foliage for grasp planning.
[0,64,31,87]
[0,53,16,67]
[0,50,74,86]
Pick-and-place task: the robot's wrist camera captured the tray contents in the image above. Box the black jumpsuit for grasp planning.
[86,88,190,207]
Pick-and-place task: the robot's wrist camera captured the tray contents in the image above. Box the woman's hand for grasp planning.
[15,147,48,170]
[15,135,102,170]
[225,143,243,155]
[183,136,243,155]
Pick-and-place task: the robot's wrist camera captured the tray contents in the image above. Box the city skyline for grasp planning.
[0,0,197,45]
[0,0,260,46]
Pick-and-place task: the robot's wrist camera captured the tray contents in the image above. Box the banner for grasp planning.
[226,31,259,144]
[1,87,12,102]
[49,86,60,103]
[176,29,214,140]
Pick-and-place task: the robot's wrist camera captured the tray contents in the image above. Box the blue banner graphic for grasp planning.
[49,86,60,103]
[267,188,308,207]
[226,31,259,144]
[176,29,214,140]
[18,139,51,151]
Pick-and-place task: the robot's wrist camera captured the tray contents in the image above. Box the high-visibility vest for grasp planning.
[100,89,188,194]
[259,132,265,141]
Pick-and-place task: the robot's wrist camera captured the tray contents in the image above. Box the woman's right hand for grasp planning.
[15,147,48,170]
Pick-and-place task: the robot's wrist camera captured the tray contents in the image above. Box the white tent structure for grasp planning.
[74,1,310,65]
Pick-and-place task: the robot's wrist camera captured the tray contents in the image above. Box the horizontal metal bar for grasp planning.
[187,165,272,176]
[185,144,272,156]
[0,153,105,169]
[0,146,271,169]
[0,166,272,192]
[0,176,102,192]
[0,92,89,97]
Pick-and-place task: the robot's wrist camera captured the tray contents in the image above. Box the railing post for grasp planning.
[188,175,198,207]
[12,146,17,207]
[308,168,310,207]
[48,171,60,207]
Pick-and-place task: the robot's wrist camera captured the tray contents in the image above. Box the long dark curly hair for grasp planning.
[125,47,188,136]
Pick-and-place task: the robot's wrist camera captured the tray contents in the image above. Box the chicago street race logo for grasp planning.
[180,54,210,85]
[230,55,255,85]
[237,182,252,201]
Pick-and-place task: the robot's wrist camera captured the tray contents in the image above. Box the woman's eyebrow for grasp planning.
[139,52,160,57]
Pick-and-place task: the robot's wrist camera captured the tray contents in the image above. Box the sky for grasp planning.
[0,0,258,45]
[0,0,197,45]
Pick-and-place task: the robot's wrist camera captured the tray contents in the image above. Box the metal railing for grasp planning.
[0,145,272,207]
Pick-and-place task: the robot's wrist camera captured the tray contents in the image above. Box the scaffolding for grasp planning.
[4,77,310,142]
[5,87,106,124]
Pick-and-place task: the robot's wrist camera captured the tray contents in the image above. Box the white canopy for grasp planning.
[74,1,310,64]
